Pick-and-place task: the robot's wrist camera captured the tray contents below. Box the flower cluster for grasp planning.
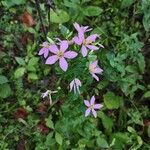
[39,23,104,118]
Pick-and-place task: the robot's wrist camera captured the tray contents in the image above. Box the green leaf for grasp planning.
[28,73,38,81]
[0,83,12,98]
[96,136,109,148]
[103,92,123,109]
[121,0,134,9]
[0,75,8,84]
[83,6,103,16]
[98,111,113,133]
[46,119,54,129]
[2,0,26,8]
[15,57,26,66]
[143,91,150,98]
[27,57,39,72]
[14,67,26,79]
[55,132,63,145]
[50,9,70,23]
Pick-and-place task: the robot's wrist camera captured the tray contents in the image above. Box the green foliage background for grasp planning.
[0,0,150,149]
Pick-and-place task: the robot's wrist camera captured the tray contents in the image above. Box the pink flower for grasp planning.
[84,96,103,118]
[74,33,100,57]
[38,42,50,58]
[89,61,103,81]
[70,78,82,94]
[45,41,78,71]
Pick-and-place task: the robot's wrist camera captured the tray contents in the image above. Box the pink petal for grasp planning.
[90,96,95,105]
[49,44,58,54]
[92,73,99,81]
[74,78,81,86]
[73,36,82,45]
[94,104,103,109]
[45,55,58,64]
[91,61,98,68]
[42,42,48,47]
[78,31,84,42]
[86,45,99,50]
[85,108,91,117]
[64,51,78,59]
[94,68,103,74]
[92,109,97,118]
[86,34,99,42]
[38,47,45,55]
[81,45,88,57]
[59,57,68,71]
[84,100,90,107]
[60,41,68,52]
[73,22,80,32]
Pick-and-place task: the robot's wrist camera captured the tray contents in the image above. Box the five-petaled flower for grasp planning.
[89,61,103,81]
[38,42,50,58]
[70,78,82,94]
[84,96,103,118]
[74,33,100,57]
[45,41,78,71]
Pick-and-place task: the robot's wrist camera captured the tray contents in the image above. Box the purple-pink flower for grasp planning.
[74,33,100,57]
[38,42,50,58]
[89,61,103,81]
[84,96,103,118]
[70,78,82,94]
[45,41,78,71]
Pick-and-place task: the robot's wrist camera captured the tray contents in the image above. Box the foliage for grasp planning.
[0,0,150,149]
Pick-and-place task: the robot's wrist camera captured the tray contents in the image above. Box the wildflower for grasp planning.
[41,90,49,98]
[70,78,82,94]
[41,90,58,105]
[84,96,103,118]
[38,42,50,58]
[45,41,78,71]
[89,61,103,81]
[74,33,100,57]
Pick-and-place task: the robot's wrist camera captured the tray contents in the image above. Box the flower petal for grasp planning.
[90,96,95,105]
[44,49,49,58]
[60,41,68,52]
[92,73,99,81]
[81,45,88,57]
[86,45,99,50]
[92,109,97,118]
[38,47,45,55]
[85,108,91,117]
[49,44,58,54]
[70,80,75,92]
[45,55,58,64]
[73,22,81,32]
[94,104,103,109]
[74,78,81,86]
[84,100,90,107]
[94,68,103,74]
[91,61,98,68]
[73,36,82,45]
[86,34,99,42]
[59,57,68,71]
[64,51,78,59]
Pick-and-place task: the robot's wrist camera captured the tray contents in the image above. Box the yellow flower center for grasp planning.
[89,65,95,73]
[90,105,94,109]
[83,39,92,45]
[57,50,63,58]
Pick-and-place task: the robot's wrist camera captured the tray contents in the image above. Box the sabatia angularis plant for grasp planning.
[38,23,104,118]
